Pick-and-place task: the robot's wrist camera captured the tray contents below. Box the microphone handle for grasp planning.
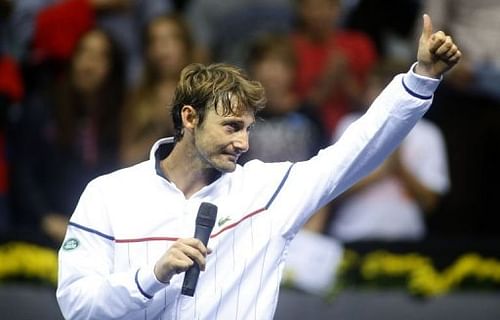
[181,225,212,296]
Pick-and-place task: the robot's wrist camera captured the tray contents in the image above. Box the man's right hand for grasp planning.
[154,238,211,283]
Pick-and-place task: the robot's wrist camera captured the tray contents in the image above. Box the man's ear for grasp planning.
[180,105,198,132]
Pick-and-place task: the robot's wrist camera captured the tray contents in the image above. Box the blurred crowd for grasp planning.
[0,0,499,251]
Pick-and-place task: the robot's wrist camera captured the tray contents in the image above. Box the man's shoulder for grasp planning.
[239,159,294,180]
[89,160,154,189]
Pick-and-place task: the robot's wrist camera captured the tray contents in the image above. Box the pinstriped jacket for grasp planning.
[57,65,440,320]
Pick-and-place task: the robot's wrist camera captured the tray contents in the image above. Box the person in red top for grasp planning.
[0,55,23,233]
[31,0,172,83]
[291,0,377,133]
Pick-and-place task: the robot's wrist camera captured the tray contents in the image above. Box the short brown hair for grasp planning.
[171,63,266,140]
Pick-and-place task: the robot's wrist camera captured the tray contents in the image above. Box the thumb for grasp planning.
[420,14,433,40]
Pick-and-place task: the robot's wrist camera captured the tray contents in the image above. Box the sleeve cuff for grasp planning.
[402,62,442,99]
[135,265,168,299]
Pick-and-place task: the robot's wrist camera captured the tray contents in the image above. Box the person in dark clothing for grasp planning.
[11,28,125,245]
[240,34,325,164]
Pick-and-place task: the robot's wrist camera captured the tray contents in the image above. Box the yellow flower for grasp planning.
[0,242,58,285]
[352,251,500,297]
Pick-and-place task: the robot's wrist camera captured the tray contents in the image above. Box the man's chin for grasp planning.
[219,164,237,173]
[214,160,237,173]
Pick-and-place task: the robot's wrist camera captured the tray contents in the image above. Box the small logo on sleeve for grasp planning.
[62,238,79,251]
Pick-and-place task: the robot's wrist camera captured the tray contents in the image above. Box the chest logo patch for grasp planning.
[62,238,79,251]
[218,216,231,227]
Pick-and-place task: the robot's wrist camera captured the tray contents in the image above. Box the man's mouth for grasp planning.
[224,153,239,162]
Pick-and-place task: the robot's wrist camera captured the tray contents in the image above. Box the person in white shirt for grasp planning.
[328,62,450,241]
[330,115,450,241]
[57,15,461,319]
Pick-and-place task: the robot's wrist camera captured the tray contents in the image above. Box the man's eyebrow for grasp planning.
[221,118,255,128]
[221,118,249,124]
[221,119,243,125]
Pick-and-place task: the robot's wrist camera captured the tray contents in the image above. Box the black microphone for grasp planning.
[181,202,218,296]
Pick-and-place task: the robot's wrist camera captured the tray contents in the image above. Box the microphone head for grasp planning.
[196,202,217,228]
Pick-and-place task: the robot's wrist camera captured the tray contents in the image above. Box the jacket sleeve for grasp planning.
[56,179,166,319]
[274,64,442,237]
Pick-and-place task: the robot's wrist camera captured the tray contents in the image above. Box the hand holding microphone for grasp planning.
[153,203,217,296]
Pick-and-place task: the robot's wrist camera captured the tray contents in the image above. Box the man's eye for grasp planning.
[225,123,241,132]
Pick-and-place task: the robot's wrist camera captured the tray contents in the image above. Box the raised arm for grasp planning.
[274,14,460,236]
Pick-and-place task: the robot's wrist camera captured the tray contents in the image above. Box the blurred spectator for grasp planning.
[0,0,24,234]
[240,34,324,164]
[0,56,23,234]
[291,0,377,134]
[120,14,195,166]
[415,1,500,235]
[241,33,329,234]
[10,29,125,245]
[423,0,500,101]
[344,0,421,60]
[327,61,450,241]
[241,34,341,295]
[185,0,293,65]
[9,0,171,84]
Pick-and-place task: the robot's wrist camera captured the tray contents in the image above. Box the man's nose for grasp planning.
[233,131,249,153]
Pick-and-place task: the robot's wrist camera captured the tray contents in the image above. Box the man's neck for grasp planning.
[160,140,220,198]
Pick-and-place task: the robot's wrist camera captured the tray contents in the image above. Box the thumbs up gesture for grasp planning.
[415,14,461,78]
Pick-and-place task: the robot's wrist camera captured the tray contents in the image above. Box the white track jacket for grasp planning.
[57,66,440,319]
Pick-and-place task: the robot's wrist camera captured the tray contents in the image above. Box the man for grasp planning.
[57,15,460,319]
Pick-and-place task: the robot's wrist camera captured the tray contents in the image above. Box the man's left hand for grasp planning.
[416,14,461,78]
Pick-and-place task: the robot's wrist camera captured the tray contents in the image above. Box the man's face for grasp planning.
[192,103,255,173]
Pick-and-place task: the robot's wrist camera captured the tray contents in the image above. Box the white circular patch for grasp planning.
[62,238,79,251]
